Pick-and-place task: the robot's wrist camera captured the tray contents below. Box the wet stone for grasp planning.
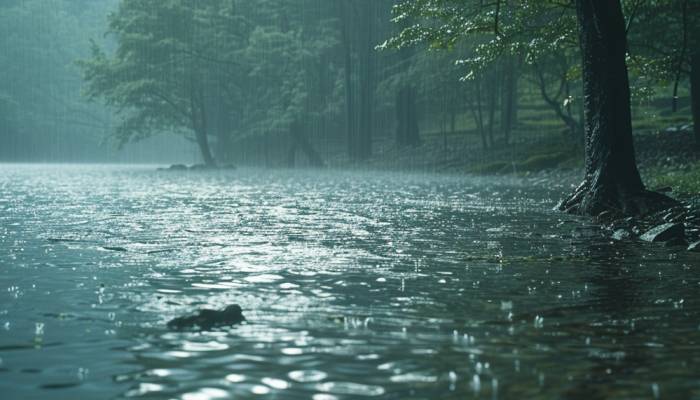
[167,305,246,331]
[640,223,685,243]
[688,241,700,252]
[612,229,632,241]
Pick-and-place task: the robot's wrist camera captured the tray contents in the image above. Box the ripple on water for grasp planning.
[182,341,229,352]
[288,369,328,383]
[181,387,230,400]
[2,166,700,400]
[315,382,386,397]
[244,274,284,283]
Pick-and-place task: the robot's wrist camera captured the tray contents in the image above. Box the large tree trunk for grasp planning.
[189,86,216,168]
[194,124,216,168]
[194,127,216,168]
[559,0,676,216]
[691,52,700,148]
[194,106,216,168]
[396,86,421,147]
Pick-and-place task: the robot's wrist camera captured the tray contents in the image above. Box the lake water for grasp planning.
[0,164,699,399]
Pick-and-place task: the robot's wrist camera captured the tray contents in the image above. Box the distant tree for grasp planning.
[386,0,677,216]
[338,0,388,161]
[530,52,583,142]
[626,0,700,146]
[227,0,342,167]
[80,0,231,167]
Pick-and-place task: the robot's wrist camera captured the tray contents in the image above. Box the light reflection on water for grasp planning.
[0,164,699,399]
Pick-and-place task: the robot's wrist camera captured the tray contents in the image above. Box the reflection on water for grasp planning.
[0,164,698,399]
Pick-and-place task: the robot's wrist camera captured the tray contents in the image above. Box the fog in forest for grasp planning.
[2,1,700,399]
[2,0,691,169]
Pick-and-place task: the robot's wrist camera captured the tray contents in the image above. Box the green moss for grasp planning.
[646,162,700,196]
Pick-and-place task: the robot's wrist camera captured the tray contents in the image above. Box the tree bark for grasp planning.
[691,52,700,148]
[194,123,216,168]
[191,90,216,168]
[559,0,676,216]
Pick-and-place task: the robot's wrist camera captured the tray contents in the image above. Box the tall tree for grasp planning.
[386,0,677,216]
[693,51,700,146]
[627,0,700,147]
[80,0,228,167]
[559,0,676,215]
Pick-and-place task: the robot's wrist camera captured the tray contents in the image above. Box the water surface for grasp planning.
[1,164,698,399]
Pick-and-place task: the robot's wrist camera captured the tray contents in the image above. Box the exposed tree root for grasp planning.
[558,179,681,217]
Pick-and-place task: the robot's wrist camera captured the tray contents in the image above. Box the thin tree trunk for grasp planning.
[291,122,325,167]
[487,77,497,148]
[340,2,357,160]
[560,0,676,216]
[672,0,690,112]
[475,79,488,150]
[396,86,420,147]
[501,57,517,145]
[691,52,700,148]
[534,64,582,141]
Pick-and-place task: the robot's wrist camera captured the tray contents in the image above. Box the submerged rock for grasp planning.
[612,229,632,241]
[167,305,245,330]
[688,241,700,252]
[168,164,188,171]
[640,223,685,243]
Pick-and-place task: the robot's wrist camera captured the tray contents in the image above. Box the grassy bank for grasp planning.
[646,161,700,196]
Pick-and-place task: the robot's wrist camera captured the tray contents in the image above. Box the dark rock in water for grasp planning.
[167,305,245,330]
[595,210,617,222]
[688,241,700,252]
[102,246,127,252]
[221,164,237,170]
[612,229,631,241]
[189,164,217,171]
[169,164,188,171]
[640,223,685,243]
